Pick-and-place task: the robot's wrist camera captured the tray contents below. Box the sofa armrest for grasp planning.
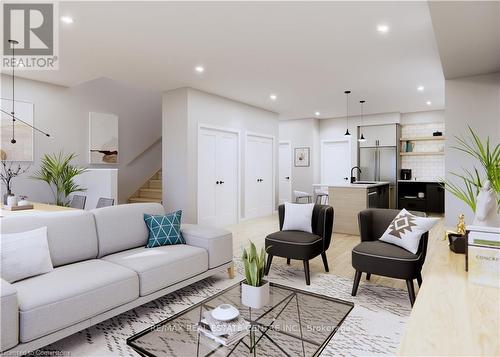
[1,278,19,352]
[181,224,233,269]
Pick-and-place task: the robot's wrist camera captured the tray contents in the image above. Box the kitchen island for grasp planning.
[314,182,390,235]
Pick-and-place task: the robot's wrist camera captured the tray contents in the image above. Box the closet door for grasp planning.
[215,131,238,226]
[198,128,239,227]
[198,129,218,226]
[245,135,274,219]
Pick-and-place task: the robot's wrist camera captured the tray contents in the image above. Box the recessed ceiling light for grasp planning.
[60,16,74,24]
[417,85,425,92]
[377,24,389,33]
[270,94,277,101]
[314,111,320,116]
[195,66,205,73]
[426,101,432,106]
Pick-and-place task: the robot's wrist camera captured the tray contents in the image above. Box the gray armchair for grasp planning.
[351,208,429,306]
[265,204,334,285]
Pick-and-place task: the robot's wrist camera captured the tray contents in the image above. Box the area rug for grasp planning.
[42,260,412,356]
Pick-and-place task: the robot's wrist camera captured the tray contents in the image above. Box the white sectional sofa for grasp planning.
[0,203,233,355]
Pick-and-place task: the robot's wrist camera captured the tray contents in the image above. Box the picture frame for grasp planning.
[89,112,119,164]
[294,147,310,167]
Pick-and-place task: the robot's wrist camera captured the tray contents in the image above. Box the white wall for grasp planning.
[278,118,320,195]
[0,75,162,204]
[162,88,279,223]
[445,73,500,225]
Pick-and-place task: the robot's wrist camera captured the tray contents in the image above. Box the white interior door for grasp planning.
[216,131,239,226]
[198,127,239,227]
[321,140,351,184]
[198,129,218,226]
[279,142,292,203]
[246,134,274,219]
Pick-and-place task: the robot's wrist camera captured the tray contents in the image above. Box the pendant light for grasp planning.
[344,90,351,137]
[0,39,52,143]
[358,100,366,142]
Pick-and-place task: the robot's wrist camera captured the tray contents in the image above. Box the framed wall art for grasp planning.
[294,147,310,167]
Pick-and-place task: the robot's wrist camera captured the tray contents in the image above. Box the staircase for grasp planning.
[128,170,162,204]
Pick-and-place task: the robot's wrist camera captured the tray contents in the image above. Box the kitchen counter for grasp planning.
[398,179,442,183]
[313,181,390,188]
[326,182,390,235]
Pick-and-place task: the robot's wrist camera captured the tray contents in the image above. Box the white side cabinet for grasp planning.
[198,127,239,227]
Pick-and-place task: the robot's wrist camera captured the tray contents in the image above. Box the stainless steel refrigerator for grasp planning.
[358,124,400,207]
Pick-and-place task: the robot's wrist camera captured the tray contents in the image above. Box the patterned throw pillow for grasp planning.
[379,209,438,254]
[144,211,185,248]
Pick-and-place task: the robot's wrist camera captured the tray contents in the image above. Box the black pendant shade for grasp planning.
[344,90,351,137]
[358,100,366,142]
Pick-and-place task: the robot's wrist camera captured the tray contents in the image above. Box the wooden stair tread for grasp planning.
[129,197,162,203]
[139,188,162,192]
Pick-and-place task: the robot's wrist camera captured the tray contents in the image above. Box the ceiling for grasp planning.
[9,1,445,119]
[428,1,500,79]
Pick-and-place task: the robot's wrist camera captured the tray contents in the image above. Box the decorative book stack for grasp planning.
[467,225,500,288]
[197,310,250,346]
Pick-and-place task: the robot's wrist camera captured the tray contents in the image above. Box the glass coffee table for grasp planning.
[127,281,353,357]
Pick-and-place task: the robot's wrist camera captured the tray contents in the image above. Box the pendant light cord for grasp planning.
[11,41,15,143]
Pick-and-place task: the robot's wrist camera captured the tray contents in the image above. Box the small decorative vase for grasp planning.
[3,189,12,205]
[241,280,270,309]
[7,194,18,207]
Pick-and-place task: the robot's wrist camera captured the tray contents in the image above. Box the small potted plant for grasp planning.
[241,241,269,309]
[1,161,30,204]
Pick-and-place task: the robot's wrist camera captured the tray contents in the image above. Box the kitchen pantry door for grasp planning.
[198,127,239,227]
[321,139,351,184]
[279,141,292,203]
[245,134,274,219]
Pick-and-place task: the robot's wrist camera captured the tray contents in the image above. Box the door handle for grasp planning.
[285,177,290,180]
[220,181,224,184]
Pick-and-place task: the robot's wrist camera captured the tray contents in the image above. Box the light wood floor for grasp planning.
[227,213,445,291]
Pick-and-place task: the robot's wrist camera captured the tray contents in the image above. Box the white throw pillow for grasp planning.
[379,209,439,254]
[282,203,314,233]
[1,227,54,283]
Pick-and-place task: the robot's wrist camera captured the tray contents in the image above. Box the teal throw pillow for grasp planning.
[144,210,185,248]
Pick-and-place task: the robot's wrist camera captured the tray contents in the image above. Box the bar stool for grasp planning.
[315,188,329,205]
[294,190,312,203]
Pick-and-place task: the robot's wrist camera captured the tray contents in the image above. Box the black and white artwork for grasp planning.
[89,112,119,164]
[294,147,310,167]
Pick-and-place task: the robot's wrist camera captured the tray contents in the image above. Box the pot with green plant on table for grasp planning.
[32,152,87,206]
[241,241,270,309]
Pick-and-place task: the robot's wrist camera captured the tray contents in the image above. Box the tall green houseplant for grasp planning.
[443,126,500,213]
[32,152,87,206]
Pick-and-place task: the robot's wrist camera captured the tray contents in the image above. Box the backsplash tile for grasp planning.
[401,123,445,181]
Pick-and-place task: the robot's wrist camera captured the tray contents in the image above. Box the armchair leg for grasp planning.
[303,260,311,285]
[321,252,329,272]
[286,258,291,265]
[366,273,371,280]
[352,270,362,296]
[406,279,416,306]
[416,273,423,287]
[265,254,273,276]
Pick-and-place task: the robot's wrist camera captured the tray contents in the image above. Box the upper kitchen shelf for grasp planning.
[400,136,445,141]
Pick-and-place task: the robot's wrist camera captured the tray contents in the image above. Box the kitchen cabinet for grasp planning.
[398,181,445,214]
[358,124,398,147]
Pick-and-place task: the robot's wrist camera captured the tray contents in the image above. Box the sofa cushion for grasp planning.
[102,245,208,296]
[1,279,18,351]
[265,231,323,260]
[92,203,165,258]
[181,224,233,268]
[0,211,98,267]
[352,241,422,279]
[14,260,138,343]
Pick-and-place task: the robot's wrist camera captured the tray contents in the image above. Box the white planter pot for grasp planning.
[241,280,270,309]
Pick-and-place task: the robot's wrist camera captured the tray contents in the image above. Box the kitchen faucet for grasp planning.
[350,166,362,183]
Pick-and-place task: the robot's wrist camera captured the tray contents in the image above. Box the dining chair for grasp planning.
[69,195,86,209]
[96,197,114,208]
